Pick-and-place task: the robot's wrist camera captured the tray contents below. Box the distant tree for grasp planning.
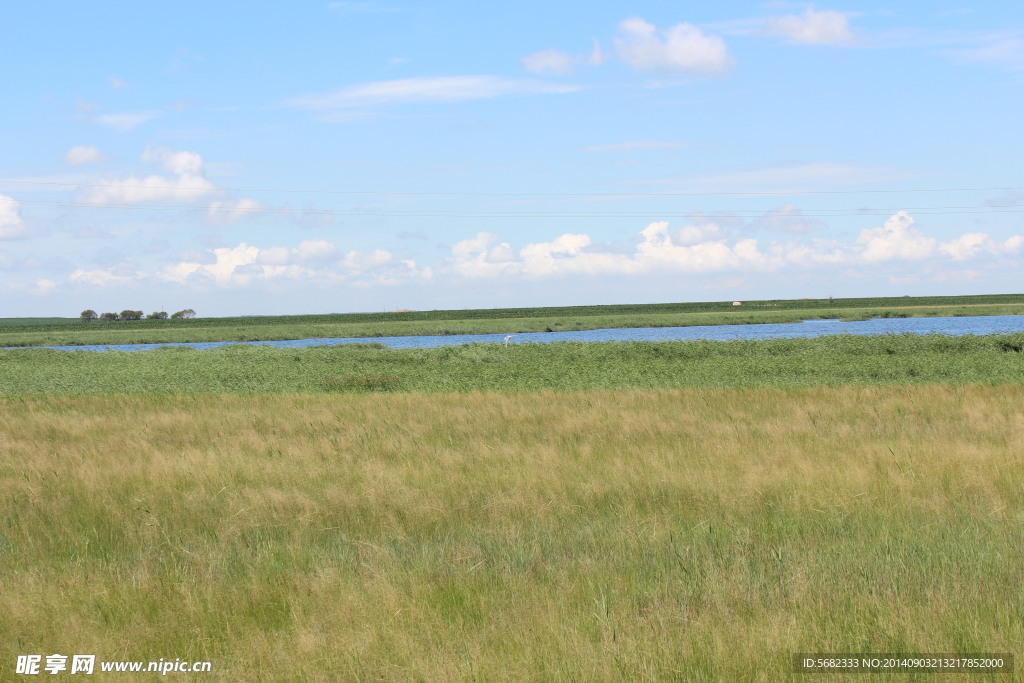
[79,309,97,322]
[147,311,169,320]
[171,308,196,319]
[100,312,118,321]
[120,309,143,321]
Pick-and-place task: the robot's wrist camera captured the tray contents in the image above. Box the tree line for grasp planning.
[79,309,196,322]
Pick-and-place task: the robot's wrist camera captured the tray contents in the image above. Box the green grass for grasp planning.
[3,293,1022,347]
[3,333,1024,395]
[2,386,1022,680]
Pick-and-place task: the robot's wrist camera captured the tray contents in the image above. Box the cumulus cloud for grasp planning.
[764,8,855,45]
[613,17,734,75]
[63,145,108,165]
[445,213,1024,281]
[675,221,727,245]
[83,173,218,205]
[0,195,28,239]
[81,147,259,217]
[142,146,204,175]
[159,240,425,287]
[856,211,937,262]
[939,232,997,261]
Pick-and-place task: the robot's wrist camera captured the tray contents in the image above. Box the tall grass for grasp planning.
[3,333,1024,395]
[2,386,1022,679]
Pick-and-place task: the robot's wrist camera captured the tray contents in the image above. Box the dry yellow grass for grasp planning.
[2,386,1022,680]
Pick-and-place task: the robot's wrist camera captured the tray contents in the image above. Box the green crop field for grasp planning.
[2,323,1023,679]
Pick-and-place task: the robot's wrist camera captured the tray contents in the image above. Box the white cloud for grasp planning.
[522,40,605,75]
[69,267,140,287]
[63,146,108,165]
[296,239,339,261]
[142,146,205,175]
[856,212,937,262]
[522,49,576,75]
[0,195,27,239]
[80,147,264,211]
[93,110,162,132]
[446,213,1024,282]
[613,17,734,75]
[207,199,263,225]
[284,75,580,110]
[950,37,1024,72]
[939,232,996,261]
[675,221,727,245]
[764,8,855,45]
[158,240,424,288]
[83,173,219,204]
[343,248,394,271]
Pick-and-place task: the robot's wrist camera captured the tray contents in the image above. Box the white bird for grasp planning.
[503,334,514,348]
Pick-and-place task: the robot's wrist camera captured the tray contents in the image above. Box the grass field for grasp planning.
[2,293,1023,348]
[3,333,1024,396]
[3,324,1022,679]
[2,386,1021,680]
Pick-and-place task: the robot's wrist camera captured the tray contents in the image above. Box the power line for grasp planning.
[13,197,1024,218]
[1,177,1022,198]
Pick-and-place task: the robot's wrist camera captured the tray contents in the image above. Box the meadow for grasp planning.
[2,386,1021,680]
[3,330,1023,679]
[2,293,1023,348]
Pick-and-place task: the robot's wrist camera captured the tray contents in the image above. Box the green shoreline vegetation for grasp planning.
[1,333,1023,395]
[2,292,1023,347]
[3,296,1023,679]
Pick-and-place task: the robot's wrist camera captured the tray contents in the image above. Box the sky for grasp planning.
[1,1,1022,317]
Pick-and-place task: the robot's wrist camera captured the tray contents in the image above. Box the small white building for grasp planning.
[732,301,742,306]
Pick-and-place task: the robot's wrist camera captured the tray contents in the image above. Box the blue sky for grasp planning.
[1,1,1022,317]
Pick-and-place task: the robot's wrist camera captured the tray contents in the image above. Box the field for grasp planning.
[2,307,1023,679]
[3,293,1024,348]
[2,386,1021,680]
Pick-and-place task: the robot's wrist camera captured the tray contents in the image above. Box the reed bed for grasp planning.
[3,333,1024,396]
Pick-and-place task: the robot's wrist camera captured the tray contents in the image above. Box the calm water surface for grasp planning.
[22,315,1024,352]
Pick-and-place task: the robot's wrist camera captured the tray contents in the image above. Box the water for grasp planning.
[16,314,1024,352]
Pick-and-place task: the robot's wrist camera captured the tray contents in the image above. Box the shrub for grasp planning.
[147,311,169,320]
[99,312,118,321]
[79,310,97,322]
[171,309,197,319]
[120,310,144,321]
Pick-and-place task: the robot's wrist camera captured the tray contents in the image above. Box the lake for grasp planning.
[19,314,1024,352]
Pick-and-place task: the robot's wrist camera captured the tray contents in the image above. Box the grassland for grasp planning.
[2,386,1022,680]
[2,293,1023,348]
[3,328,1022,679]
[3,333,1024,396]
